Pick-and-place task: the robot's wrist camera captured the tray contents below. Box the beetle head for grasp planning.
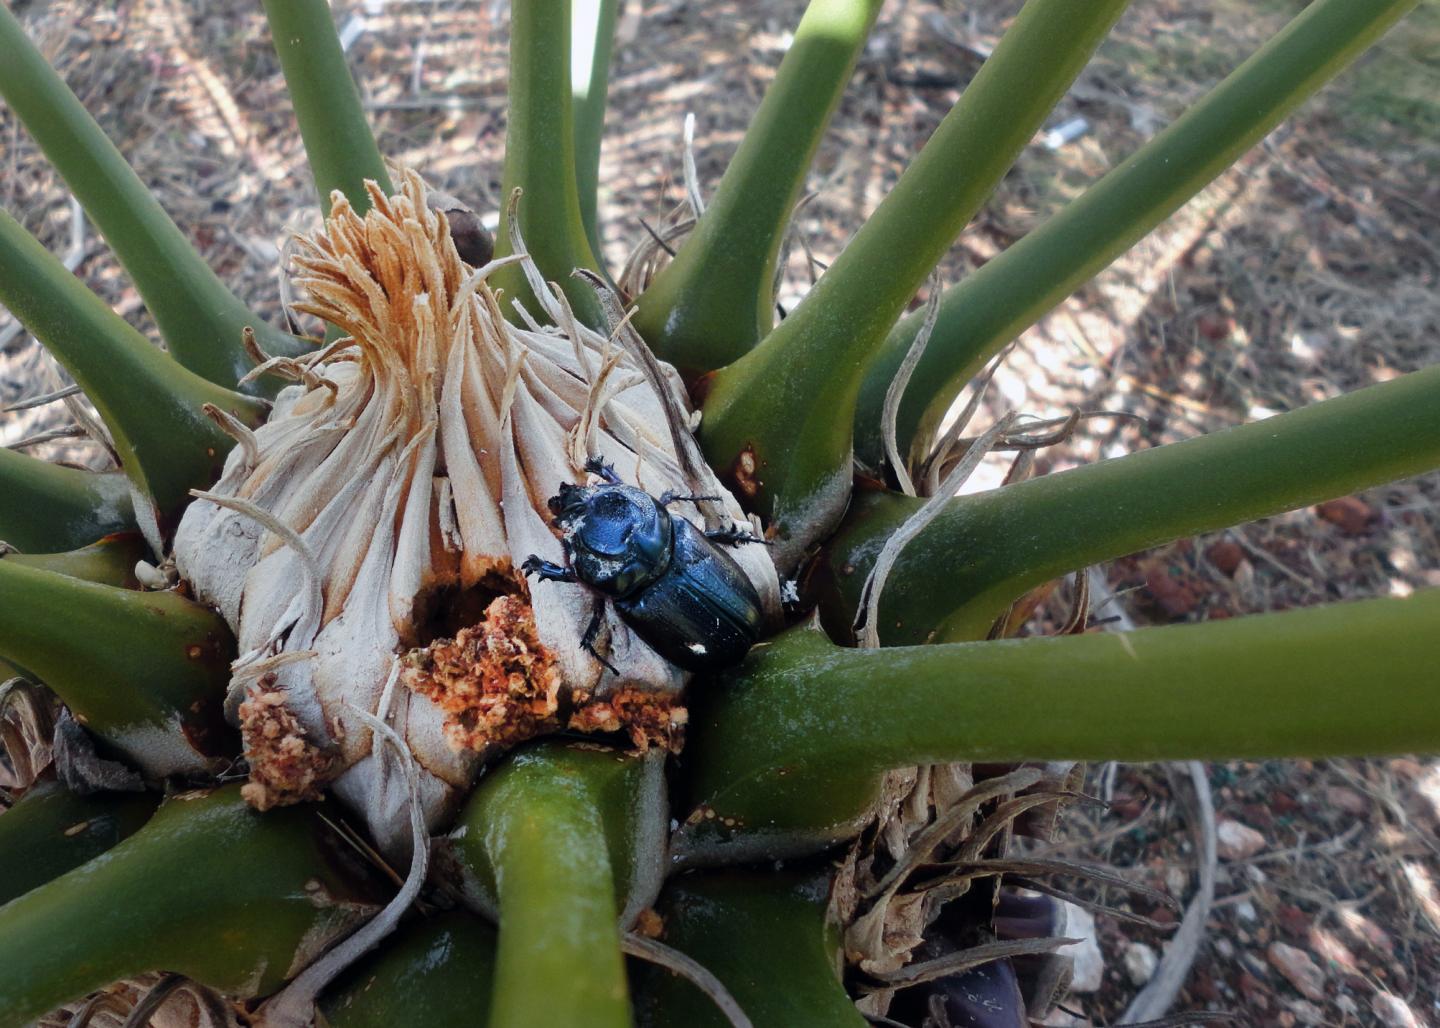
[548,481,591,523]
[550,483,673,598]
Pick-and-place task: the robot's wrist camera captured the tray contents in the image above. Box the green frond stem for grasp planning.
[4,534,148,589]
[320,912,497,1028]
[0,779,158,907]
[572,0,620,258]
[0,5,306,391]
[450,744,667,1028]
[820,364,1440,646]
[853,0,1421,469]
[0,449,134,554]
[632,0,884,378]
[696,0,1131,565]
[0,207,266,533]
[0,787,384,1026]
[492,0,608,328]
[0,560,235,778]
[633,871,865,1028]
[678,595,1440,864]
[261,0,393,210]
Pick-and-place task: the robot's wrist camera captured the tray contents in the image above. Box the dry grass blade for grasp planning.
[52,974,235,1028]
[681,112,705,219]
[854,412,1017,648]
[622,933,754,1028]
[771,191,821,303]
[618,205,693,297]
[881,271,942,496]
[576,268,726,529]
[314,810,406,891]
[1122,761,1218,1024]
[3,384,82,413]
[201,403,260,472]
[875,936,1079,987]
[864,767,1044,902]
[0,676,55,790]
[1005,875,1177,931]
[1058,569,1091,635]
[63,992,129,1028]
[914,856,1180,927]
[117,975,185,1028]
[955,791,1083,862]
[637,217,678,258]
[61,392,116,463]
[5,426,89,450]
[918,344,1013,495]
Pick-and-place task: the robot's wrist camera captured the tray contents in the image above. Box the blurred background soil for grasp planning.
[2,0,1438,1024]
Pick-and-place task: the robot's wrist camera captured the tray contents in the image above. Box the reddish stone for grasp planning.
[1197,313,1234,340]
[1239,972,1271,1009]
[1206,539,1245,576]
[1276,904,1311,939]
[1315,496,1378,535]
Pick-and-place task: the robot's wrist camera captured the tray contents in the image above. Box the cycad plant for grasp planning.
[0,0,1436,1025]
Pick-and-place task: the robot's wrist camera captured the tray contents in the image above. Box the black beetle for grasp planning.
[521,457,765,672]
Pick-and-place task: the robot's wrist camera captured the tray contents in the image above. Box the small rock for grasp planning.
[1335,994,1359,1018]
[1325,785,1369,816]
[1122,942,1158,986]
[1371,991,1421,1027]
[1147,904,1177,927]
[1214,938,1235,959]
[1238,971,1270,1009]
[1061,903,1103,993]
[1241,951,1270,978]
[1269,791,1301,815]
[1388,757,1424,780]
[1339,908,1396,958]
[1287,998,1324,1025]
[1268,942,1326,1002]
[1276,904,1312,938]
[1143,560,1203,617]
[1217,819,1267,860]
[1205,539,1245,576]
[1190,970,1221,1003]
[1165,865,1189,897]
[1196,313,1233,340]
[1237,899,1259,922]
[1315,496,1378,535]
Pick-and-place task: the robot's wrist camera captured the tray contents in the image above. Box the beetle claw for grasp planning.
[658,491,723,507]
[521,554,579,583]
[705,526,771,547]
[583,455,622,485]
[581,597,619,674]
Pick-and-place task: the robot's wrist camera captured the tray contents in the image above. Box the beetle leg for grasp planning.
[580,597,619,675]
[520,554,579,583]
[705,525,772,547]
[658,491,722,507]
[583,456,623,485]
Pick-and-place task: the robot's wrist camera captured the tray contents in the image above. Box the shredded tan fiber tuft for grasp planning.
[569,687,687,752]
[238,681,335,810]
[401,595,565,752]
